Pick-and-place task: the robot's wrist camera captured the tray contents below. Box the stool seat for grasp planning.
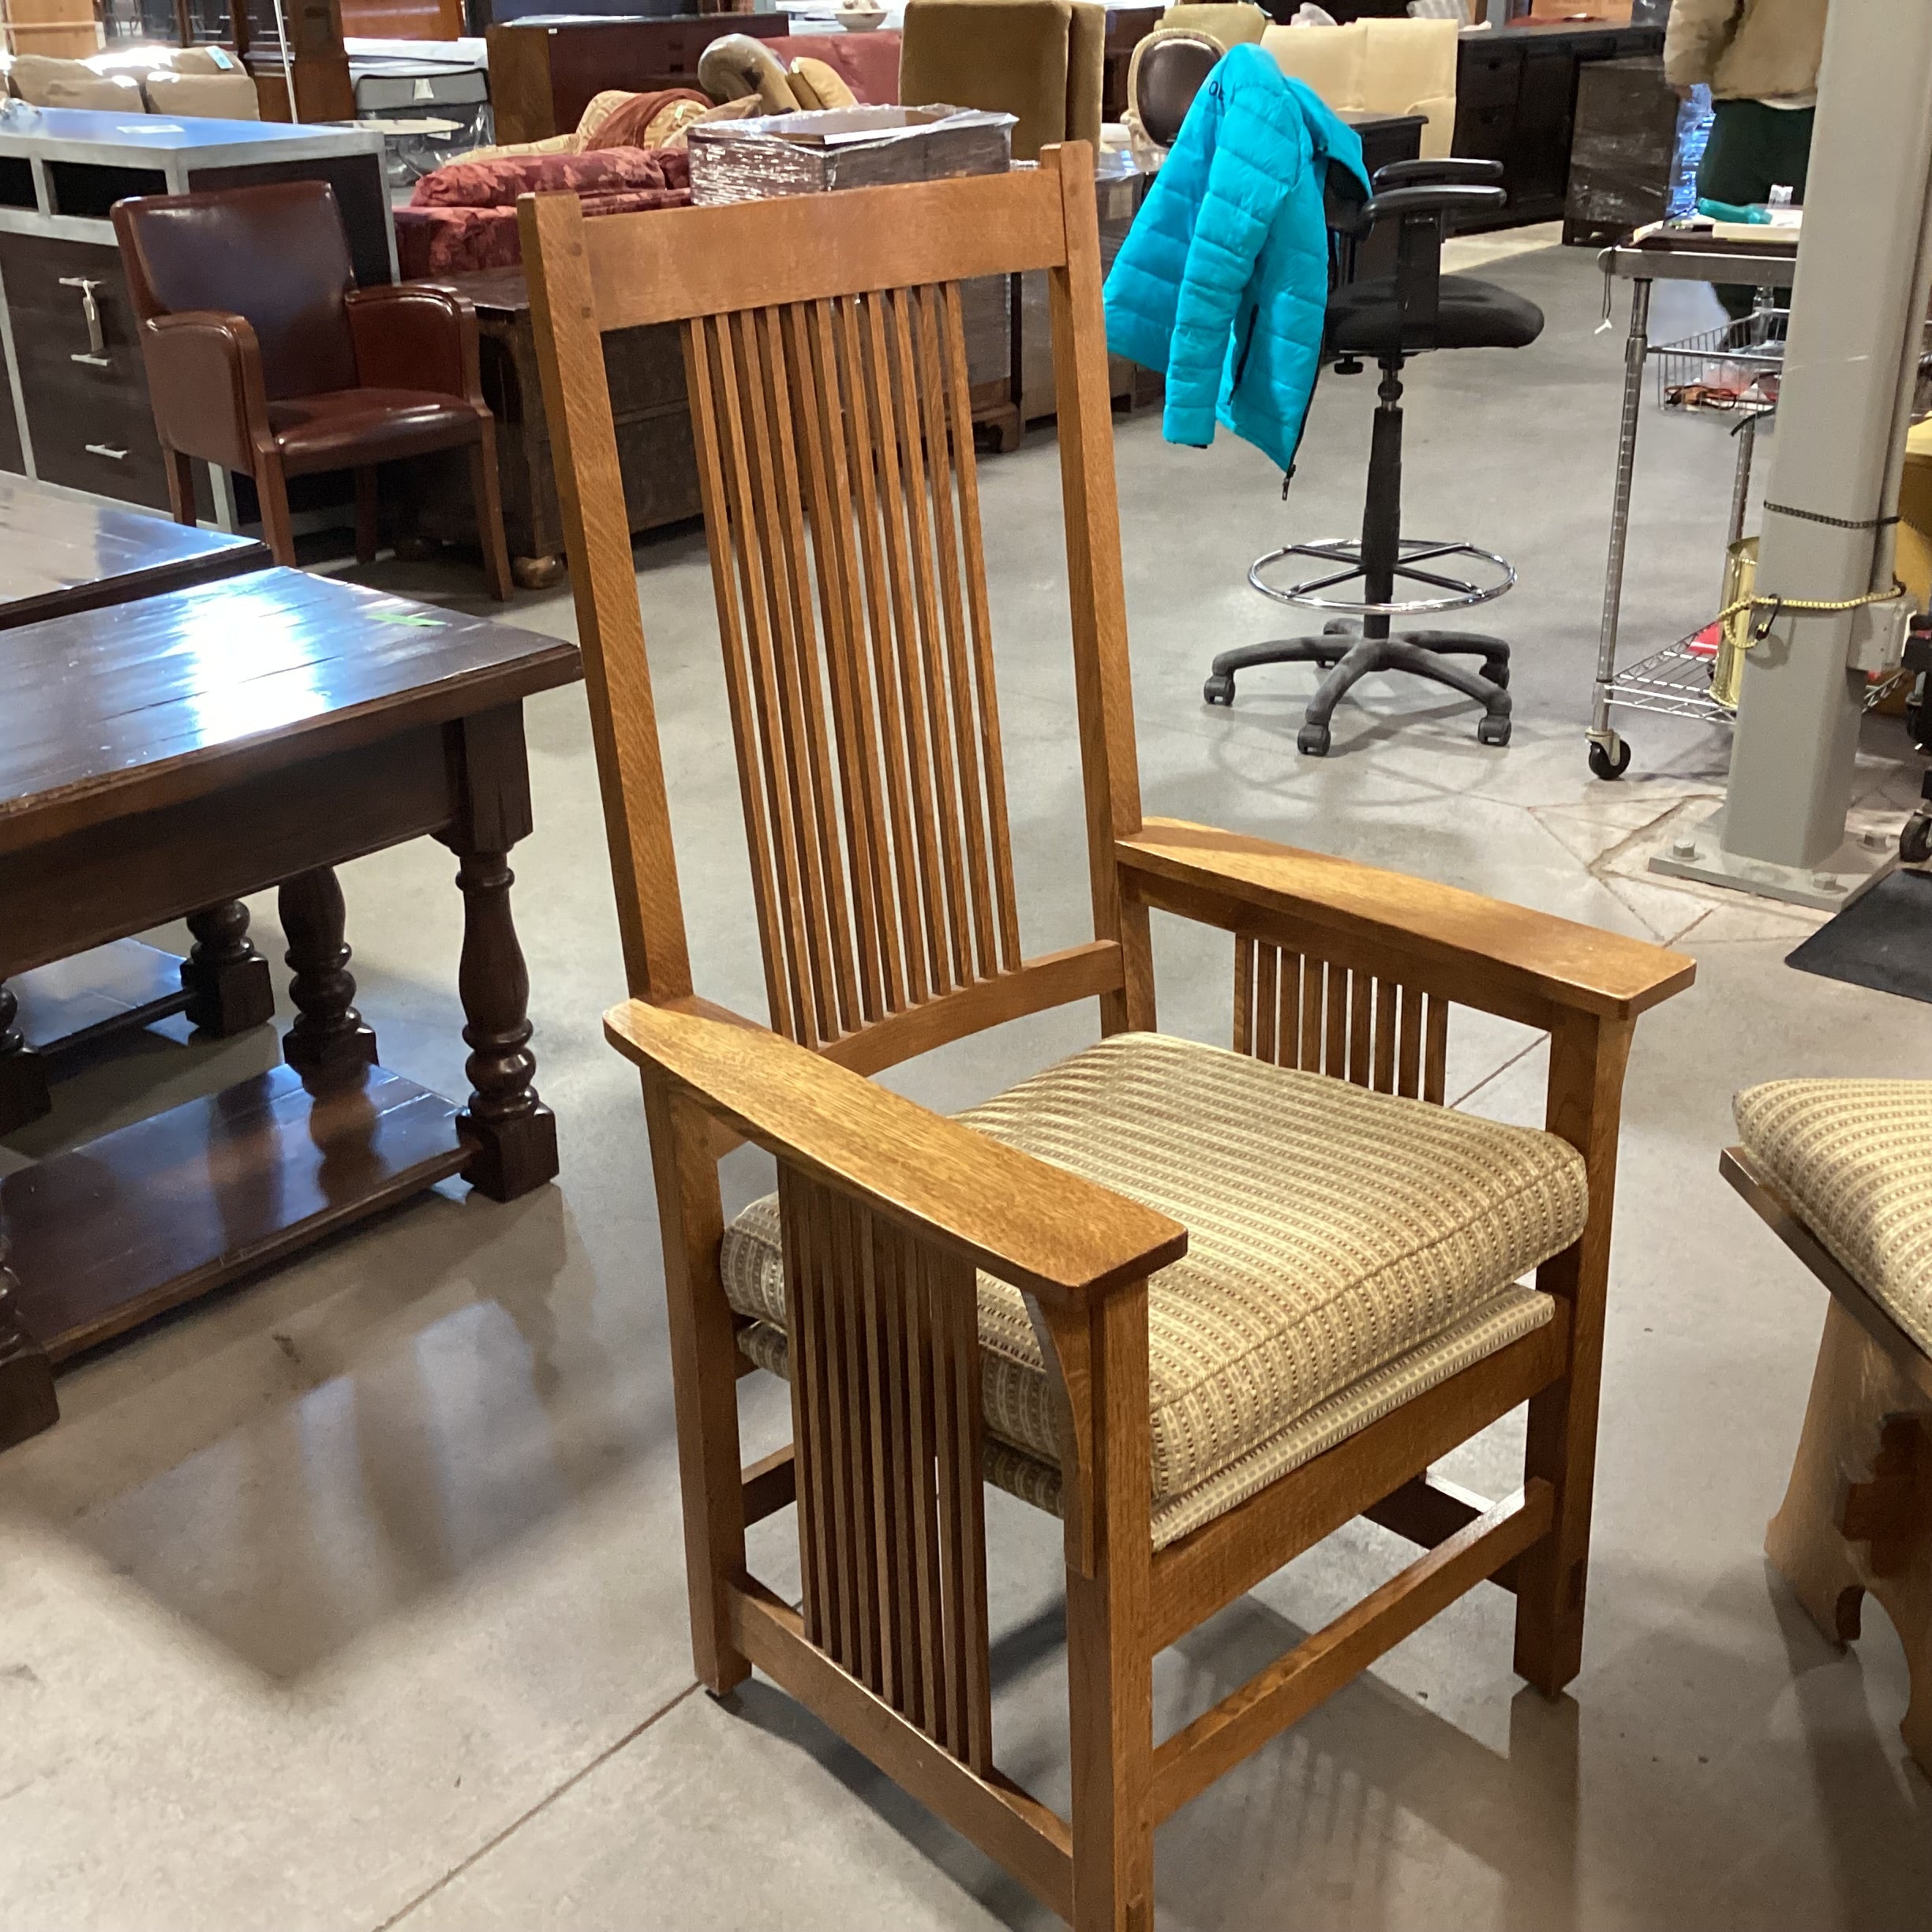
[1328,273,1545,358]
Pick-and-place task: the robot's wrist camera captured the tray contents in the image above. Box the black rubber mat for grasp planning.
[1786,867,1932,1003]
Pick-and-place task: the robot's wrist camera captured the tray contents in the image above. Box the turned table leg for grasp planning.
[0,981,51,1136]
[180,900,276,1036]
[445,844,557,1200]
[0,1232,57,1451]
[279,867,378,1080]
[440,704,556,1202]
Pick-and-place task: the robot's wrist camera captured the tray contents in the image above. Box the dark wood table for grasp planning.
[0,566,581,1451]
[0,481,278,1114]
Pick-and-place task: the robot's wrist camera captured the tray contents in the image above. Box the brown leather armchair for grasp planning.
[111,180,511,599]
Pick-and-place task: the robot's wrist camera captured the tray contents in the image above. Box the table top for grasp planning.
[0,479,271,634]
[1608,230,1799,287]
[0,567,580,844]
[0,102,385,164]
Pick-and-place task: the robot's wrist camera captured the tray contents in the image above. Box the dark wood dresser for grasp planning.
[0,109,391,513]
[1453,19,1665,229]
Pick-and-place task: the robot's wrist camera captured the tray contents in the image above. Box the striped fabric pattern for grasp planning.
[1735,1078,1932,1356]
[721,1032,1589,1507]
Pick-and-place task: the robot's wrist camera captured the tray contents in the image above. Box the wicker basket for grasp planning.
[687,105,1016,205]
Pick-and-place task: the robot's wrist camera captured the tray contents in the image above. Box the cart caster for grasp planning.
[1589,735,1632,781]
[1477,713,1511,748]
[1903,812,1932,867]
[1297,722,1331,756]
[1204,672,1235,706]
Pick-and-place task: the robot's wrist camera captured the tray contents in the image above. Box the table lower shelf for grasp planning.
[3,1061,470,1365]
[13,940,192,1060]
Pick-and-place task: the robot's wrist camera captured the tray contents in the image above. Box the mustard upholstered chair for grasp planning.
[1726,1084,1932,1778]
[900,0,1104,161]
[1264,17,1460,160]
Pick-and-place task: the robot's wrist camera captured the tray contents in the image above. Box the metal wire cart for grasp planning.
[1586,234,1799,779]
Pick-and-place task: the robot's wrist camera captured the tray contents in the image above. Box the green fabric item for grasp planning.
[1697,98,1815,320]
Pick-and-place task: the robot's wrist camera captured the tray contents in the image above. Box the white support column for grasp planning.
[1651,0,1932,911]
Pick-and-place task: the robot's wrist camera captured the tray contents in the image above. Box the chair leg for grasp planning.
[1765,1299,1932,1777]
[470,427,514,602]
[642,1080,751,1695]
[256,454,297,567]
[1515,1014,1631,1698]
[163,445,198,527]
[354,466,379,565]
[1064,1288,1155,1932]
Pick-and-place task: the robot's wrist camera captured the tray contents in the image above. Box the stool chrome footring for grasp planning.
[1248,536,1517,617]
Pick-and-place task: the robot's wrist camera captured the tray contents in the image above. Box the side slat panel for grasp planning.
[1231,936,1456,1104]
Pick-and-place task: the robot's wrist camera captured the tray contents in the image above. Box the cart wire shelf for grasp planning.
[1606,633,1911,724]
[1654,309,1787,414]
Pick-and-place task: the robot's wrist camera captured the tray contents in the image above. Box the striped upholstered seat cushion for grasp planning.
[1735,1079,1932,1356]
[723,1032,1587,1535]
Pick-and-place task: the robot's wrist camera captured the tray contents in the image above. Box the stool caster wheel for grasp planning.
[1297,722,1331,756]
[1588,735,1631,781]
[1203,672,1235,706]
[1903,811,1932,867]
[1481,661,1510,688]
[1316,657,1339,671]
[1477,714,1511,748]
[1322,618,1357,637]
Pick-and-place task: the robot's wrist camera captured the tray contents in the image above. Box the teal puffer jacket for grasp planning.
[1105,45,1368,474]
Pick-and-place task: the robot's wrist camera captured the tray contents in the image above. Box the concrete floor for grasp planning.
[4,230,1930,1931]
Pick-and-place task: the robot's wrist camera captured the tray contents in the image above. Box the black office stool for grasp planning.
[1203,159,1544,754]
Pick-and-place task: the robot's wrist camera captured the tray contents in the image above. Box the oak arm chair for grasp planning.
[519,147,1695,1931]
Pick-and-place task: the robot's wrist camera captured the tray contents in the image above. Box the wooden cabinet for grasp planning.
[0,110,390,514]
[1451,21,1664,230]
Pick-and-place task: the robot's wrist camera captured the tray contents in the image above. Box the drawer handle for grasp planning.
[84,443,128,461]
[58,274,108,363]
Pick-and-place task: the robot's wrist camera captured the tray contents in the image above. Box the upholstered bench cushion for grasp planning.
[1735,1079,1932,1356]
[723,1032,1586,1515]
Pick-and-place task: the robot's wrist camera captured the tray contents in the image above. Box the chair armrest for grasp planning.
[605,997,1188,1305]
[1373,156,1504,189]
[1116,818,1696,1025]
[138,309,272,472]
[1361,182,1507,227]
[344,283,484,405]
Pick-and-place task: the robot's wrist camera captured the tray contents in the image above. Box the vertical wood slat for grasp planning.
[780,301,879,1030]
[780,1169,993,1771]
[1234,940,1450,1102]
[913,285,998,983]
[1396,982,1424,1100]
[939,279,1022,973]
[683,316,792,1040]
[710,313,819,1044]
[836,294,929,1013]
[1423,993,1449,1105]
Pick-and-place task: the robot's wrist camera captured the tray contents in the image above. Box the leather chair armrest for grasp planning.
[138,310,273,473]
[345,283,485,406]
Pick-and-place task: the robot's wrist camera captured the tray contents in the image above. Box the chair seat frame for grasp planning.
[521,149,1694,1930]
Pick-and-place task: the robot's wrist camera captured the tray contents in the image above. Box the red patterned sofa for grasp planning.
[395,146,691,278]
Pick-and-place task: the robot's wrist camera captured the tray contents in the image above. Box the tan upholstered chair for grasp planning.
[521,148,1692,1930]
[1726,1082,1932,1776]
[1264,17,1460,159]
[1158,1,1267,47]
[899,0,1103,161]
